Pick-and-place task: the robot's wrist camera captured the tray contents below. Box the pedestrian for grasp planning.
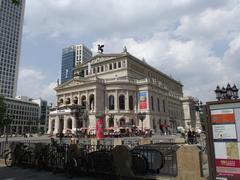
[187,129,192,144]
[160,124,165,135]
[59,132,64,144]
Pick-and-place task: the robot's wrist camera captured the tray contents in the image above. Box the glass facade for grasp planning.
[61,46,75,83]
[60,44,92,84]
[0,0,25,97]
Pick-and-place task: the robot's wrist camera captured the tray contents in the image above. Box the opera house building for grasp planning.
[48,48,184,135]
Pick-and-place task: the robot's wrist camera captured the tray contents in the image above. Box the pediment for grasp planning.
[55,78,87,90]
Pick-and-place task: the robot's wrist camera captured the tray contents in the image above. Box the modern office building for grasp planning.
[0,0,25,98]
[49,48,184,135]
[61,44,92,84]
[31,98,48,133]
[1,96,39,135]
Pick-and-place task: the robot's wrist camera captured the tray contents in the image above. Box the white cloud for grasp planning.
[20,0,240,103]
[17,68,56,103]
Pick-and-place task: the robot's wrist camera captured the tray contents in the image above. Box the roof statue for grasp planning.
[123,46,128,53]
[98,44,104,53]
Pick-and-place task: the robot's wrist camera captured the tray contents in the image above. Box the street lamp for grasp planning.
[137,112,146,135]
[215,84,239,101]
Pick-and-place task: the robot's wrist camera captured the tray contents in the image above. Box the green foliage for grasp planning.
[11,0,20,5]
[199,113,206,131]
[0,96,6,128]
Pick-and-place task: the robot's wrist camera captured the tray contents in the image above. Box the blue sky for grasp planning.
[17,0,240,103]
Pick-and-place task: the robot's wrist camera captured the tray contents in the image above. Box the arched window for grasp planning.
[129,96,134,110]
[89,94,94,110]
[81,96,86,108]
[67,118,72,129]
[109,95,114,110]
[66,98,71,105]
[73,97,78,104]
[59,99,63,105]
[119,118,126,126]
[119,95,125,110]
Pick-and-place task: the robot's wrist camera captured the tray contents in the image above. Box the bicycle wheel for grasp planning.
[65,158,77,178]
[5,151,13,167]
[20,152,32,168]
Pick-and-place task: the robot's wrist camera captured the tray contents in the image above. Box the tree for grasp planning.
[11,0,20,5]
[0,96,6,130]
[0,96,6,132]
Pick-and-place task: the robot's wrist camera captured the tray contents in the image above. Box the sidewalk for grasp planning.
[0,164,96,180]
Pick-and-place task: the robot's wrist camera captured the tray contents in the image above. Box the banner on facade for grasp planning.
[139,91,148,110]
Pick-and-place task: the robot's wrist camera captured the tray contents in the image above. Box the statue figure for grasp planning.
[98,44,104,53]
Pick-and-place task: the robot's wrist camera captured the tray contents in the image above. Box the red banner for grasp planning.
[216,159,240,178]
[96,117,104,140]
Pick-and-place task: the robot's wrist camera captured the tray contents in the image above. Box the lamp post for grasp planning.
[215,84,239,101]
[137,112,146,136]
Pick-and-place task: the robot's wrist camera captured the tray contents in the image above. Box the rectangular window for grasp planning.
[118,62,121,68]
[101,66,104,72]
[157,98,160,112]
[163,100,166,112]
[109,64,112,70]
[114,63,117,69]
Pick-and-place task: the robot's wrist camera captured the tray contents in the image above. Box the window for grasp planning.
[157,98,160,112]
[118,62,121,68]
[101,66,104,72]
[119,95,125,110]
[109,64,112,70]
[129,96,134,110]
[151,96,154,111]
[114,63,117,69]
[109,95,114,110]
[81,96,86,108]
[89,94,94,110]
[163,100,166,112]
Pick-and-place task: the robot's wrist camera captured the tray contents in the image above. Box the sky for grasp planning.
[17,0,240,104]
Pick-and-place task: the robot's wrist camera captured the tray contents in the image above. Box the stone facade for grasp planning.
[48,50,184,135]
[181,96,201,130]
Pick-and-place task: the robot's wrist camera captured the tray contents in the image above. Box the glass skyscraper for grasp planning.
[61,44,92,84]
[0,0,25,98]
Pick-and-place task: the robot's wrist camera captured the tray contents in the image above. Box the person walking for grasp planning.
[187,129,192,144]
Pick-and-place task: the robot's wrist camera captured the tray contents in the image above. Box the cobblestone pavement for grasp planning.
[0,164,96,180]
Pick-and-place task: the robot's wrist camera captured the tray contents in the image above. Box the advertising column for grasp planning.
[96,112,104,140]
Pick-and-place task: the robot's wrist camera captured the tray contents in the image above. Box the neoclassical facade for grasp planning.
[48,49,184,135]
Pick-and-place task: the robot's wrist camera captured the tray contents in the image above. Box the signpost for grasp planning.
[206,100,240,180]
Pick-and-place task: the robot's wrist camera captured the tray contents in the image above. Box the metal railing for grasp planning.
[132,143,180,177]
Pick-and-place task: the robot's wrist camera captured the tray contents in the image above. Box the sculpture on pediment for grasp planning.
[98,44,104,53]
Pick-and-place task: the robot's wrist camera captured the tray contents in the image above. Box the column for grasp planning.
[47,118,52,134]
[64,116,68,132]
[53,116,59,134]
[115,90,118,111]
[126,91,129,111]
[72,116,76,134]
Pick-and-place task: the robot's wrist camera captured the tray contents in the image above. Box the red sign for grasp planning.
[216,159,240,178]
[96,117,104,140]
[211,109,235,124]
